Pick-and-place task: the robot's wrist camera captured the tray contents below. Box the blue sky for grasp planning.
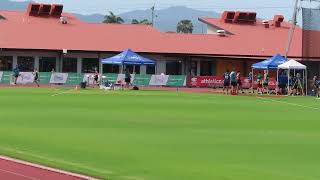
[13,0,316,20]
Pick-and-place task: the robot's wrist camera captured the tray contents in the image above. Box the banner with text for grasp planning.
[16,72,34,84]
[117,74,135,84]
[50,73,68,84]
[149,75,169,86]
[188,76,224,87]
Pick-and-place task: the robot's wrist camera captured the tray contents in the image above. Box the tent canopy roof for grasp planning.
[101,49,156,65]
[278,59,306,70]
[252,54,288,69]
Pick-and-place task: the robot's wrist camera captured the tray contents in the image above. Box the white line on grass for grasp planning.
[51,89,74,97]
[0,168,40,180]
[257,97,320,111]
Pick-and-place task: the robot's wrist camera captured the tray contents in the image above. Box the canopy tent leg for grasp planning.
[305,69,308,96]
[276,68,279,95]
[252,68,254,93]
[287,69,290,96]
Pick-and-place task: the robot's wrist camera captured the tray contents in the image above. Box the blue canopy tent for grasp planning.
[252,54,288,70]
[102,49,156,72]
[251,54,288,93]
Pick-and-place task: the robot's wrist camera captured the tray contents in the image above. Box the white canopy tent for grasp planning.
[277,60,307,95]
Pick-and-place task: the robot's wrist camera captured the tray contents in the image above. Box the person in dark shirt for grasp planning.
[223,70,230,94]
[124,69,131,89]
[12,65,20,85]
[278,71,287,95]
[33,68,40,87]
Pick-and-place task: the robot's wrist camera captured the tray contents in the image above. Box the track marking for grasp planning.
[51,89,74,97]
[0,168,40,180]
[257,97,320,111]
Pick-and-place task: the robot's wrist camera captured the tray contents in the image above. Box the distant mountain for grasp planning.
[0,0,30,10]
[119,6,220,33]
[1,1,220,33]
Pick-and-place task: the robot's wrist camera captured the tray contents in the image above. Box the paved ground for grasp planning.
[0,156,97,180]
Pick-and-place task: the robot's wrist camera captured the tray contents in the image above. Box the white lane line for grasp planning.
[0,156,99,180]
[51,89,74,97]
[0,168,40,180]
[257,97,320,111]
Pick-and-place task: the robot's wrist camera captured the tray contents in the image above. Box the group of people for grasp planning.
[222,69,244,95]
[277,71,305,96]
[12,65,40,87]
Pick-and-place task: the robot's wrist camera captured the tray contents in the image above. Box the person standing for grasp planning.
[257,71,263,94]
[124,69,131,89]
[236,71,243,94]
[12,65,20,85]
[223,70,230,94]
[93,70,99,86]
[263,70,270,94]
[230,69,237,95]
[33,68,40,87]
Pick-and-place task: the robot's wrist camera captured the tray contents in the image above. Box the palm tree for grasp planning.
[177,20,193,34]
[131,19,152,25]
[103,11,124,24]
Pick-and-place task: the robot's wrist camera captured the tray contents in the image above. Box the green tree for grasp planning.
[177,20,193,33]
[131,19,152,25]
[103,11,124,24]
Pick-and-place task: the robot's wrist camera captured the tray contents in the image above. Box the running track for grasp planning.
[0,156,97,180]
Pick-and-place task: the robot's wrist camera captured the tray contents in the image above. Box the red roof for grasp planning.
[0,9,304,58]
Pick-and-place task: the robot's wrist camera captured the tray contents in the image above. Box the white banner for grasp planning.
[50,73,68,84]
[116,74,135,84]
[149,75,169,86]
[16,72,34,84]
[0,72,3,82]
[82,73,102,85]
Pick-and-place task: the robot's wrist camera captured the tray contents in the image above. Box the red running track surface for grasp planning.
[0,156,97,180]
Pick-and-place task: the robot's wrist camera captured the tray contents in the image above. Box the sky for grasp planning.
[12,0,319,19]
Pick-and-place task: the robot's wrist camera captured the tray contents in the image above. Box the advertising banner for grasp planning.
[166,75,186,87]
[149,75,169,86]
[188,76,224,87]
[82,73,101,85]
[50,73,68,84]
[0,72,3,82]
[16,72,34,84]
[133,74,152,86]
[116,74,135,84]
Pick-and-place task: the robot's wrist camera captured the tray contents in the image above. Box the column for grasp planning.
[140,65,147,74]
[156,60,166,74]
[12,55,17,70]
[99,58,103,74]
[77,57,82,73]
[197,60,201,76]
[34,56,39,71]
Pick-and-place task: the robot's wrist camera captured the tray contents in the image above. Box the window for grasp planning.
[0,56,13,71]
[63,57,77,73]
[82,58,99,73]
[166,61,182,75]
[39,57,56,72]
[125,65,140,74]
[146,65,155,74]
[103,64,119,73]
[17,56,35,72]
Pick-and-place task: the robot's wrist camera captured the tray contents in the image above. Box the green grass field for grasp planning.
[0,87,319,180]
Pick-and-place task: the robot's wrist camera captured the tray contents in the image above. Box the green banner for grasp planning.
[133,74,152,86]
[166,75,186,87]
[1,71,13,84]
[66,73,83,85]
[39,72,51,84]
[103,73,118,83]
